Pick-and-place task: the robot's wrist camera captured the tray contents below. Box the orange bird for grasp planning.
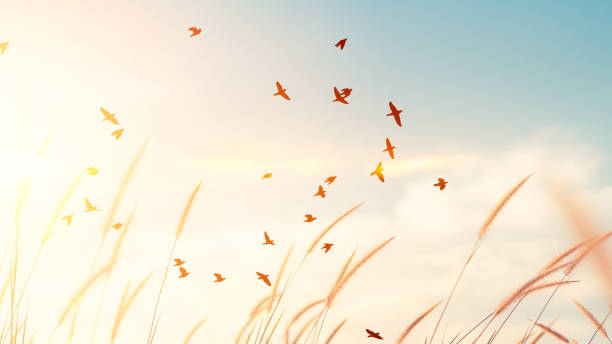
[111,129,124,140]
[62,215,73,226]
[0,42,9,55]
[333,87,349,104]
[174,258,185,266]
[84,198,99,212]
[366,329,383,339]
[100,107,119,125]
[262,231,275,245]
[213,273,226,282]
[178,267,190,278]
[274,81,290,100]
[262,172,272,179]
[324,176,337,185]
[370,162,384,182]
[112,222,123,230]
[321,243,333,253]
[334,38,347,50]
[313,185,326,198]
[434,178,448,190]
[304,214,317,222]
[383,138,396,159]
[188,27,202,37]
[86,167,99,175]
[256,272,271,286]
[386,101,403,127]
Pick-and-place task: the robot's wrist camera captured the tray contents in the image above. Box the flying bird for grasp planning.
[334,38,347,50]
[386,101,403,127]
[256,272,271,286]
[340,88,352,97]
[179,267,190,278]
[304,214,316,222]
[213,273,226,282]
[321,243,333,253]
[383,138,396,159]
[84,198,99,212]
[324,176,337,185]
[262,172,272,179]
[262,231,275,245]
[434,178,447,190]
[370,162,384,182]
[366,329,383,339]
[332,87,349,104]
[274,81,290,100]
[111,129,124,140]
[0,42,8,55]
[112,222,123,230]
[188,27,202,37]
[174,258,185,266]
[100,107,119,125]
[62,215,73,226]
[313,185,326,198]
[86,167,99,175]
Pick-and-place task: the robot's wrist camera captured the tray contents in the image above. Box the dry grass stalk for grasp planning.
[324,318,347,344]
[283,299,326,343]
[305,202,364,256]
[541,237,594,273]
[327,249,356,306]
[111,272,153,342]
[264,310,284,344]
[521,280,579,297]
[566,231,612,275]
[573,300,609,339]
[183,317,207,344]
[234,295,280,344]
[291,313,319,344]
[527,318,557,344]
[268,245,294,313]
[396,301,442,343]
[533,322,569,343]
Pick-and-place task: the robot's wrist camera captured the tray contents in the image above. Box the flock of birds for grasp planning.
[0,29,452,341]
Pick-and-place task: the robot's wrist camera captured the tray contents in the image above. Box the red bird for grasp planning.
[383,138,396,159]
[333,87,349,104]
[434,178,448,190]
[366,329,383,339]
[334,38,347,50]
[274,81,291,100]
[189,27,202,37]
[386,101,403,127]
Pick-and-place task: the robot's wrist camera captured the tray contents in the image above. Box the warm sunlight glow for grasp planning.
[0,153,50,180]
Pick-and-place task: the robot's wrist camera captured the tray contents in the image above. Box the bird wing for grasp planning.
[389,101,397,112]
[376,171,384,182]
[100,107,110,117]
[180,267,187,274]
[333,87,342,99]
[264,231,270,242]
[263,276,271,286]
[275,81,283,91]
[438,178,445,182]
[318,185,324,192]
[281,92,290,100]
[214,273,221,279]
[389,149,394,159]
[366,329,375,335]
[84,198,93,208]
[189,27,197,33]
[394,114,402,127]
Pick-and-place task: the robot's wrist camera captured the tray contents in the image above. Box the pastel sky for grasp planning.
[0,1,611,343]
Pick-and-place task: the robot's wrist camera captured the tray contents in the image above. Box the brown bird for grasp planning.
[213,273,226,282]
[86,167,99,175]
[100,107,119,125]
[262,172,272,179]
[386,101,403,127]
[321,243,333,253]
[333,87,349,104]
[434,178,447,190]
[112,222,123,230]
[174,258,185,266]
[262,231,275,245]
[62,215,73,226]
[274,81,290,100]
[313,185,326,198]
[383,138,396,159]
[84,198,99,212]
[178,267,190,278]
[334,38,347,50]
[366,329,383,339]
[111,129,124,140]
[0,42,9,55]
[370,162,384,182]
[324,176,337,185]
[304,214,317,222]
[256,272,271,286]
[188,27,202,37]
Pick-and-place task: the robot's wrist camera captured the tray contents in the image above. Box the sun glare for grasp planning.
[0,153,50,180]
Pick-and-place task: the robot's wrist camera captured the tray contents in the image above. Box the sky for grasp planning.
[0,0,611,343]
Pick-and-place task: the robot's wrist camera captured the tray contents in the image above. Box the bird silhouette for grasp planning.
[112,222,123,230]
[366,329,383,339]
[62,215,73,226]
[322,243,333,253]
[274,81,290,100]
[86,167,99,175]
[304,214,317,222]
[370,162,385,183]
[333,87,349,104]
[324,176,337,185]
[174,258,185,266]
[340,88,352,97]
[84,198,99,212]
[313,185,326,198]
[179,267,190,278]
[434,178,447,190]
[256,272,271,286]
[386,101,403,127]
[383,138,396,159]
[213,273,226,282]
[100,107,119,125]
[262,172,272,179]
[0,42,8,55]
[262,231,275,245]
[111,129,124,140]
[188,27,202,37]
[334,38,347,50]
